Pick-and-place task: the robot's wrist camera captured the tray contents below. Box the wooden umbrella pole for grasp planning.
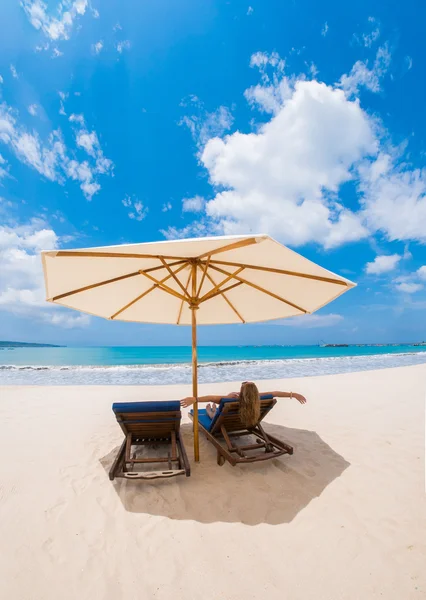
[191,305,200,462]
[191,262,200,462]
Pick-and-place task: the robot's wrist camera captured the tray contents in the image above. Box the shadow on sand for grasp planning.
[99,423,349,525]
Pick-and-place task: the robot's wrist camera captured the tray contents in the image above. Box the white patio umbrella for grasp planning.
[41,234,355,461]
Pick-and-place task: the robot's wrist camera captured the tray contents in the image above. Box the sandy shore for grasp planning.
[0,365,425,600]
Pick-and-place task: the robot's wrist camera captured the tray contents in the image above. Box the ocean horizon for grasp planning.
[1,344,426,385]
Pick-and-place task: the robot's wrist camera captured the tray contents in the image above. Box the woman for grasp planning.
[180,381,307,427]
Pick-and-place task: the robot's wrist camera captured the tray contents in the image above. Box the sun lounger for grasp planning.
[109,401,190,480]
[189,395,293,466]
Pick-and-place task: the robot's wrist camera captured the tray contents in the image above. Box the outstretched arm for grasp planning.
[180,392,239,408]
[263,391,307,404]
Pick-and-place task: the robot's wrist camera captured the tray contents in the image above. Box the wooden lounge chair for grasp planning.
[109,401,190,480]
[190,394,293,466]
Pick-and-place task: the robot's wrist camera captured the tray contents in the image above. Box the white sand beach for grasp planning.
[0,365,425,600]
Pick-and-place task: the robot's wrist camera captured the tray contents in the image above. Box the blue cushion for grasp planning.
[112,401,180,413]
[191,394,274,432]
[196,409,215,431]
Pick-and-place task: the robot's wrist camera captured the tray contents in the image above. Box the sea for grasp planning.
[1,345,426,385]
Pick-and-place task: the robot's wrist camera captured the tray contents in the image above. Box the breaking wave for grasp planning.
[1,351,426,385]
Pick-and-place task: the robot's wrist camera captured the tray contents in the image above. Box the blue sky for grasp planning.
[1,0,426,346]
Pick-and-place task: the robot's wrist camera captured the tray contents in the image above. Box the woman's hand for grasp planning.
[293,393,307,405]
[180,396,195,408]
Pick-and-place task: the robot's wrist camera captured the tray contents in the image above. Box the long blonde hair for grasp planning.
[239,382,260,427]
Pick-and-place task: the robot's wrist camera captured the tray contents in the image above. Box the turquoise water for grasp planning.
[1,345,426,385]
[1,344,426,366]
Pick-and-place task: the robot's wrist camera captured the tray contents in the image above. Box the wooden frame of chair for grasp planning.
[109,407,190,480]
[189,399,294,467]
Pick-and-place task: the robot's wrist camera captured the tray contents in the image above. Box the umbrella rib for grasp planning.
[52,251,189,261]
[110,286,157,319]
[110,263,189,320]
[204,271,245,323]
[196,257,211,297]
[199,267,245,303]
[208,264,309,314]
[199,281,243,303]
[48,261,188,302]
[50,271,141,301]
[159,258,191,298]
[196,237,258,260]
[138,270,188,302]
[208,259,349,286]
[177,270,192,324]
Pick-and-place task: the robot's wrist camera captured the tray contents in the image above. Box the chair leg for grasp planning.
[255,424,274,453]
[109,438,126,481]
[177,434,191,477]
[125,433,132,461]
[217,450,226,466]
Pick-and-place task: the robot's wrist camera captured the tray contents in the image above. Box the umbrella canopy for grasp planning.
[41,234,355,461]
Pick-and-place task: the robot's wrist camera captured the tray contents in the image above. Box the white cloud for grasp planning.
[244,51,287,115]
[66,160,100,200]
[0,219,90,327]
[0,75,4,84]
[175,49,426,250]
[122,195,148,221]
[0,153,9,179]
[76,131,99,156]
[52,47,63,58]
[28,104,38,116]
[10,64,18,79]
[365,254,401,275]
[403,246,412,260]
[201,73,375,247]
[321,22,329,36]
[417,266,426,280]
[250,51,285,73]
[42,312,91,327]
[354,17,381,48]
[161,220,215,240]
[162,202,172,212]
[360,153,426,242]
[67,116,113,198]
[0,102,113,200]
[92,40,103,54]
[277,313,344,328]
[69,113,85,125]
[390,264,426,294]
[180,96,234,149]
[405,56,413,70]
[80,180,100,198]
[116,40,131,53]
[21,0,88,41]
[247,6,253,15]
[92,8,99,18]
[35,42,50,52]
[58,91,68,115]
[324,211,369,248]
[69,120,113,197]
[11,127,66,181]
[308,62,319,78]
[182,195,205,212]
[395,282,423,294]
[339,44,391,96]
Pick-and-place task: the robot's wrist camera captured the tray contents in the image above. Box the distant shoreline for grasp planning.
[0,341,62,348]
[1,341,426,349]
